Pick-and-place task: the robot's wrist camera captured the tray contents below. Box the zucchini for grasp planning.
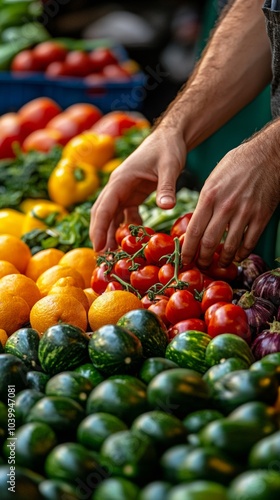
[131,410,187,452]
[227,470,280,500]
[45,371,93,406]
[165,331,212,374]
[39,479,80,500]
[88,324,143,377]
[94,477,141,500]
[74,363,104,387]
[2,422,57,472]
[139,357,179,385]
[15,389,45,426]
[100,429,157,484]
[117,309,168,358]
[77,412,128,452]
[38,323,89,375]
[147,368,210,418]
[86,375,148,425]
[4,327,40,369]
[26,370,50,393]
[205,333,255,368]
[248,430,280,469]
[166,480,228,500]
[0,353,28,399]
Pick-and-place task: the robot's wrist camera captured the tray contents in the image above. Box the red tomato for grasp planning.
[121,234,144,255]
[148,298,170,327]
[115,224,131,246]
[158,263,175,286]
[22,128,65,152]
[105,281,124,292]
[0,113,27,158]
[144,233,175,265]
[91,111,150,138]
[204,301,229,327]
[207,303,251,343]
[102,64,130,81]
[45,61,71,78]
[113,257,141,283]
[141,294,168,309]
[165,290,202,324]
[90,263,111,294]
[178,268,204,294]
[88,48,119,72]
[170,212,193,238]
[65,103,102,130]
[84,74,107,87]
[201,281,233,313]
[168,318,207,340]
[18,97,62,134]
[64,50,92,77]
[11,49,41,72]
[46,113,84,143]
[33,41,68,69]
[130,265,160,296]
[199,252,238,282]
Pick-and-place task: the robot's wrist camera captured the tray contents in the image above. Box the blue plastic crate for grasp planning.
[0,70,147,114]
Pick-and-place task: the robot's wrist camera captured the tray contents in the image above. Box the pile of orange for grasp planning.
[0,234,144,339]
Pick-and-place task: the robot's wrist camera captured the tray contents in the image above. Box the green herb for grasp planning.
[115,127,150,159]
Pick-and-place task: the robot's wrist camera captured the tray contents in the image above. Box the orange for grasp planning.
[83,287,99,307]
[59,247,98,288]
[0,234,32,273]
[0,260,20,279]
[36,264,85,297]
[0,328,8,347]
[25,248,65,282]
[30,294,88,334]
[0,274,41,310]
[88,290,143,331]
[0,292,30,336]
[48,276,89,312]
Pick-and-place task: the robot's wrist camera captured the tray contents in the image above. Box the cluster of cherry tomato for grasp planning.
[11,40,135,83]
[90,214,251,344]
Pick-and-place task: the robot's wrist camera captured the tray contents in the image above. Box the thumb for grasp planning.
[156,175,177,210]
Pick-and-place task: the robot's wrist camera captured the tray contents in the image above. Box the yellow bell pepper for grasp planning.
[48,158,100,208]
[62,132,115,169]
[19,198,63,214]
[101,157,123,173]
[0,209,25,237]
[21,202,68,235]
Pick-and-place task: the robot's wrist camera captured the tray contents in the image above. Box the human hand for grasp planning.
[90,126,187,251]
[181,134,280,268]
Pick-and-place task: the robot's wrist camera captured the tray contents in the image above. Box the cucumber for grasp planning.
[2,422,57,472]
[166,480,228,500]
[94,477,141,500]
[0,353,28,399]
[131,410,187,452]
[45,371,93,406]
[26,370,50,393]
[15,389,45,426]
[117,309,168,358]
[86,375,148,425]
[227,470,280,500]
[4,327,40,369]
[77,412,128,452]
[139,357,179,385]
[205,333,255,368]
[100,429,157,484]
[165,331,212,374]
[147,368,210,418]
[26,396,85,436]
[39,479,80,500]
[88,324,143,377]
[38,323,89,375]
[74,363,104,387]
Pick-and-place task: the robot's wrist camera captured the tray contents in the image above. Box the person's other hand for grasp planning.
[90,126,187,251]
[181,135,280,268]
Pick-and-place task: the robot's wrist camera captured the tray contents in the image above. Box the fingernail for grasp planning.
[160,196,174,206]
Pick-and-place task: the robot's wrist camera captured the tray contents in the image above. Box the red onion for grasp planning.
[252,267,280,306]
[277,306,280,322]
[235,254,269,290]
[238,291,277,337]
[251,320,280,359]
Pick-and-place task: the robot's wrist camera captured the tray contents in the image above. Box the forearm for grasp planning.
[157,0,272,150]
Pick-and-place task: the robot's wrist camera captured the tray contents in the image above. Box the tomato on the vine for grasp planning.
[90,262,111,294]
[207,303,251,343]
[168,318,207,340]
[200,252,238,282]
[165,289,202,324]
[141,294,168,309]
[121,234,144,255]
[178,268,204,294]
[204,301,229,327]
[170,212,193,238]
[144,233,175,265]
[148,298,170,327]
[201,280,233,313]
[158,263,175,286]
[115,224,131,246]
[113,257,144,283]
[130,265,160,296]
